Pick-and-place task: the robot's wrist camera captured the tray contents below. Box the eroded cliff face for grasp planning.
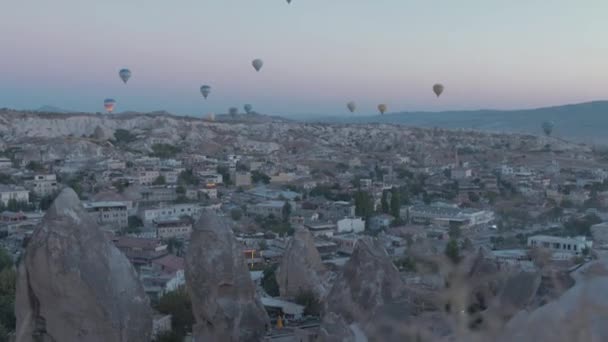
[15,188,152,342]
[186,210,269,342]
[276,227,330,299]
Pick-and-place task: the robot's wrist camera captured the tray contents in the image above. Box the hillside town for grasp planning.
[2,110,608,341]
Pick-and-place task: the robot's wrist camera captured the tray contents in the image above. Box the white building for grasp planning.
[154,218,192,239]
[160,170,180,184]
[106,160,126,170]
[142,204,202,223]
[0,185,29,206]
[234,172,252,187]
[31,174,58,197]
[360,179,372,189]
[337,217,365,234]
[451,168,472,180]
[407,205,494,228]
[197,171,223,185]
[138,170,161,185]
[305,223,336,238]
[198,186,218,200]
[527,235,592,255]
[249,200,286,218]
[83,201,129,231]
[0,158,12,169]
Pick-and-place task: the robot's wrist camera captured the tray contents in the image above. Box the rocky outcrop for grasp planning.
[276,227,328,298]
[15,188,151,342]
[325,237,404,323]
[318,313,356,342]
[186,210,269,342]
[496,258,608,342]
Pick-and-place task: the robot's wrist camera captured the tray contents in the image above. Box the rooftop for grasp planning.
[83,201,128,209]
[152,254,185,273]
[114,236,164,250]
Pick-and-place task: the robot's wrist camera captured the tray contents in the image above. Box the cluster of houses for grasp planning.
[1,137,608,339]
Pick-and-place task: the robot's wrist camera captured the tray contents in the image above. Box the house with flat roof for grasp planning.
[407,204,494,228]
[527,235,592,256]
[83,201,129,231]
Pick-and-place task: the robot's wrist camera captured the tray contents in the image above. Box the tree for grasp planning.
[259,239,268,251]
[448,223,461,240]
[230,209,242,221]
[113,129,137,144]
[261,264,280,297]
[154,331,182,342]
[126,216,143,234]
[39,192,58,210]
[216,166,232,185]
[0,249,12,278]
[26,161,45,172]
[468,192,480,203]
[150,144,181,159]
[112,180,128,193]
[0,174,14,185]
[394,256,416,272]
[381,191,389,214]
[155,288,194,339]
[445,239,461,264]
[166,238,184,256]
[282,201,291,222]
[153,175,166,185]
[251,171,270,184]
[175,186,186,195]
[462,237,474,252]
[0,248,15,334]
[295,290,321,317]
[178,169,199,186]
[354,191,374,219]
[390,189,401,219]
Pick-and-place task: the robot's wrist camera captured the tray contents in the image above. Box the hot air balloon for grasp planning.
[200,85,211,99]
[229,107,238,117]
[347,101,356,113]
[542,121,554,137]
[433,84,444,97]
[244,104,253,114]
[119,69,131,84]
[252,59,264,72]
[104,99,116,113]
[378,104,387,115]
[287,0,292,3]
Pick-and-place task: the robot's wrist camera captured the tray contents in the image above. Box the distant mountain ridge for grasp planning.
[309,101,608,144]
[35,105,74,113]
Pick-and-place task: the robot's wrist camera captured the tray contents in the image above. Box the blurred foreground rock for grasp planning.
[15,188,152,342]
[186,210,269,342]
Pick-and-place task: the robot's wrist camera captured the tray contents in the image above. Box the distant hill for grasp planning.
[215,112,293,123]
[309,101,608,144]
[34,105,74,113]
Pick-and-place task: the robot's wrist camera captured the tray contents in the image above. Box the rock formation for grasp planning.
[186,210,269,342]
[496,258,608,342]
[317,313,356,342]
[276,226,328,298]
[325,237,404,323]
[15,188,152,342]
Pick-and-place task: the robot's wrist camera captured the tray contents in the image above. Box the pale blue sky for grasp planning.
[0,0,607,117]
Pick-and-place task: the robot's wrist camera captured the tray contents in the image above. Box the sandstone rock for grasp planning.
[496,259,608,342]
[276,227,328,299]
[318,312,356,342]
[15,188,152,342]
[325,237,403,323]
[186,210,269,342]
